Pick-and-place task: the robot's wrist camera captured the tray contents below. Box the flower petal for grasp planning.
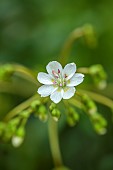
[63,63,76,80]
[63,87,76,99]
[38,72,53,85]
[46,61,62,77]
[67,73,84,87]
[38,85,57,97]
[50,88,63,103]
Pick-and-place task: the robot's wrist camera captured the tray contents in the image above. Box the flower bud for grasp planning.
[35,105,48,122]
[51,109,61,122]
[12,127,25,147]
[90,113,107,135]
[49,103,57,111]
[67,107,79,127]
[30,100,41,111]
[83,24,97,48]
[0,64,14,81]
[82,94,97,114]
[89,64,107,89]
[20,109,31,118]
[12,136,24,148]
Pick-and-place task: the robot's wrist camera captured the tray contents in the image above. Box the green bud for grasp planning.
[9,117,20,127]
[38,105,46,113]
[38,112,48,122]
[0,64,14,80]
[67,107,79,126]
[89,65,107,89]
[35,105,48,122]
[10,126,25,147]
[51,109,61,122]
[94,123,107,135]
[82,95,97,114]
[83,24,97,48]
[12,136,24,147]
[91,113,107,135]
[31,100,41,111]
[3,118,20,141]
[49,103,57,111]
[20,109,31,118]
[16,127,25,137]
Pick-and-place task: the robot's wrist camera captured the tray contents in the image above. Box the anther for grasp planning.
[58,69,60,74]
[64,74,68,78]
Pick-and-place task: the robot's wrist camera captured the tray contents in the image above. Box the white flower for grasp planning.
[37,61,84,104]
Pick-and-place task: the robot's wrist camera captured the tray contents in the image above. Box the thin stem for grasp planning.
[13,64,39,86]
[48,116,63,168]
[4,94,39,122]
[79,89,113,110]
[59,27,84,65]
[0,81,36,97]
[77,67,89,74]
[68,98,84,109]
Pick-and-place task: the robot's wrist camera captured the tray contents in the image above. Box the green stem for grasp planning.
[13,64,39,86]
[48,116,63,168]
[77,67,89,74]
[59,27,84,65]
[68,98,84,109]
[4,94,39,122]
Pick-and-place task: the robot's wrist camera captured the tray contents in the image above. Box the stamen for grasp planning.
[58,69,60,74]
[64,74,68,78]
[52,70,58,78]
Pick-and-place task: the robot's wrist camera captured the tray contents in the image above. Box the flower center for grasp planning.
[52,69,67,87]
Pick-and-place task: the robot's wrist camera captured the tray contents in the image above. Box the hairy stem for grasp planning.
[48,116,63,168]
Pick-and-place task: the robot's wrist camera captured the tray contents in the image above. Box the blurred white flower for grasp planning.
[37,61,84,104]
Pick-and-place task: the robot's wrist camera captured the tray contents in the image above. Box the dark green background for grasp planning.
[0,0,113,170]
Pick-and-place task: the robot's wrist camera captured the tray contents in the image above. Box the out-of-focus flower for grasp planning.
[37,61,84,103]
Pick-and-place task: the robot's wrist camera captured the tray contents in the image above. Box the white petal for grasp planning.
[50,88,63,103]
[38,85,57,97]
[46,61,62,77]
[63,87,76,99]
[37,72,53,85]
[63,63,76,80]
[67,73,84,87]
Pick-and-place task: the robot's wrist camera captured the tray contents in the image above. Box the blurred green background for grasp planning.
[0,0,113,170]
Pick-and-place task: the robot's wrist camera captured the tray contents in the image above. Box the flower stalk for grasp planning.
[48,116,63,168]
[59,24,97,66]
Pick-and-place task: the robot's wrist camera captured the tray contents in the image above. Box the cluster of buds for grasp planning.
[89,64,107,89]
[66,107,79,127]
[81,94,107,134]
[49,103,61,121]
[0,117,25,147]
[31,100,48,122]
